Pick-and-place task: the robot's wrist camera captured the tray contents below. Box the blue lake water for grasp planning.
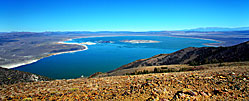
[14,36,218,79]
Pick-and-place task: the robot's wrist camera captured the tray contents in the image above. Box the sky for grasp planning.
[0,0,249,32]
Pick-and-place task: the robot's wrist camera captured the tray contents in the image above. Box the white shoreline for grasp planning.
[67,35,222,46]
[165,35,223,47]
[1,59,40,69]
[1,42,88,69]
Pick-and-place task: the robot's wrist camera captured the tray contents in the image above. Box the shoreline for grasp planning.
[166,35,224,47]
[66,34,223,47]
[1,59,40,69]
[1,42,88,69]
[120,40,160,43]
[62,34,161,42]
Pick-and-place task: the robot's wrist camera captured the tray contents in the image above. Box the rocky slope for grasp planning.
[0,67,52,85]
[0,62,248,100]
[106,41,249,76]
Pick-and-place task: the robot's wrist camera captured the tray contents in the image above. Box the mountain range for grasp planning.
[180,27,249,31]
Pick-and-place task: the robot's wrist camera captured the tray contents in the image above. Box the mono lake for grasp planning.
[14,36,219,79]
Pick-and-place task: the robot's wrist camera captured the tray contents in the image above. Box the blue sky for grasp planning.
[0,0,249,32]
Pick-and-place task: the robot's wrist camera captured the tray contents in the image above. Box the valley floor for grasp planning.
[0,62,249,100]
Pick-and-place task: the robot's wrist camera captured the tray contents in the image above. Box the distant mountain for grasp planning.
[0,67,52,85]
[107,41,249,75]
[181,27,249,32]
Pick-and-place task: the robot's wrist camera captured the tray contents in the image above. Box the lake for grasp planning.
[14,36,218,79]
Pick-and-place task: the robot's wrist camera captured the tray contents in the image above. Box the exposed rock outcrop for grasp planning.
[0,67,52,85]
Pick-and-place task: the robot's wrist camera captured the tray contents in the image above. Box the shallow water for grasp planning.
[14,36,218,79]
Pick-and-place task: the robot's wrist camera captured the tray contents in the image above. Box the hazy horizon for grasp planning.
[1,26,249,33]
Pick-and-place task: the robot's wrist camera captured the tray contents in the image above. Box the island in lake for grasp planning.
[120,40,160,43]
[96,40,114,43]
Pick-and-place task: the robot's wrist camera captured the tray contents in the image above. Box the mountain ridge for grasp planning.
[180,27,249,31]
[103,41,249,76]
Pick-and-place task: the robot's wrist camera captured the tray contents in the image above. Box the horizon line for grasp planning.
[1,26,249,33]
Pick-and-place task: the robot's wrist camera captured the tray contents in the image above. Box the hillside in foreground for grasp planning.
[0,67,52,85]
[0,62,248,100]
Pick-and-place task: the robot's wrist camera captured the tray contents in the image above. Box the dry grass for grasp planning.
[0,62,249,100]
